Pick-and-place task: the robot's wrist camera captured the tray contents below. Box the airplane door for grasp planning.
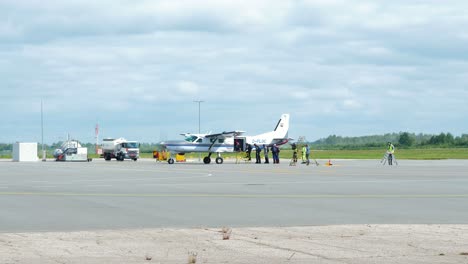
[234,138,245,151]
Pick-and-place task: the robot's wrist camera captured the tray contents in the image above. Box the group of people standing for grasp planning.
[291,143,310,165]
[245,143,280,164]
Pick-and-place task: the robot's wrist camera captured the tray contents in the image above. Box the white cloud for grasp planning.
[342,99,362,110]
[1,1,468,143]
[177,81,200,95]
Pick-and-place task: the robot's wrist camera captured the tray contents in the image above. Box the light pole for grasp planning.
[194,100,204,161]
[41,99,46,161]
[193,100,204,134]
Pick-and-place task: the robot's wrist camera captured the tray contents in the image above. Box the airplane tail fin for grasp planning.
[273,114,289,139]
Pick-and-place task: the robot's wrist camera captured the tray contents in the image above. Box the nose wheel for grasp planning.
[215,157,223,164]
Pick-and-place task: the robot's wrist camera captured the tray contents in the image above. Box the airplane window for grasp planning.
[218,139,224,143]
[185,136,197,142]
[196,138,202,143]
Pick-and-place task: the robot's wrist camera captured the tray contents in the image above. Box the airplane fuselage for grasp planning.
[162,136,234,154]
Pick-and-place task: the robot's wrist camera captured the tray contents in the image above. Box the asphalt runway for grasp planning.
[1,158,468,232]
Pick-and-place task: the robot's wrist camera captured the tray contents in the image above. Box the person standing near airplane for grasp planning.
[263,144,269,164]
[301,145,307,164]
[387,142,395,165]
[246,143,252,161]
[276,145,281,163]
[271,144,276,163]
[234,139,241,152]
[272,144,280,164]
[305,144,310,165]
[254,144,261,164]
[289,143,298,165]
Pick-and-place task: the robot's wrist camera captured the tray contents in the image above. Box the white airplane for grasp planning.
[160,114,290,164]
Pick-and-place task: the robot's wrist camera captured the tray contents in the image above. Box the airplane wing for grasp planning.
[205,130,245,138]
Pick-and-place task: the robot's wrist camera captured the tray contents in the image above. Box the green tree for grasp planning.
[398,132,414,147]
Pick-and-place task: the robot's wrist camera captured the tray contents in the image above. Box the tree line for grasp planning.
[311,132,468,149]
[1,132,468,155]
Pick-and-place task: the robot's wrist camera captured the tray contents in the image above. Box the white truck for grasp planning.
[101,138,140,161]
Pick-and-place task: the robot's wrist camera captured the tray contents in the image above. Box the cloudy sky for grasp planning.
[1,0,467,144]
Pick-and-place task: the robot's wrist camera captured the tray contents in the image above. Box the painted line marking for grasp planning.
[0,192,468,198]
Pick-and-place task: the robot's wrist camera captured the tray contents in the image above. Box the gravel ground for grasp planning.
[1,225,468,264]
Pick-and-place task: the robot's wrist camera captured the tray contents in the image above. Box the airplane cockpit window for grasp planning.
[185,135,198,142]
[196,138,202,143]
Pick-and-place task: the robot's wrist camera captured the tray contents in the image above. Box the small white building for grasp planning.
[13,142,38,162]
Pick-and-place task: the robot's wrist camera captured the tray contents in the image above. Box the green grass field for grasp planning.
[307,148,468,160]
[141,148,468,160]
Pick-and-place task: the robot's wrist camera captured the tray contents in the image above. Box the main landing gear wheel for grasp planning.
[168,158,174,164]
[215,157,223,164]
[203,157,211,164]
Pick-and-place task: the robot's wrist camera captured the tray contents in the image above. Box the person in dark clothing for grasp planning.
[254,144,261,164]
[275,145,280,163]
[272,144,280,164]
[234,140,241,152]
[246,143,252,161]
[291,143,298,163]
[263,144,269,164]
[271,145,276,164]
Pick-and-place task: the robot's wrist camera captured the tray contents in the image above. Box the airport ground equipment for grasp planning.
[236,151,251,164]
[310,159,319,166]
[289,143,298,166]
[13,143,38,162]
[381,152,398,166]
[175,153,186,162]
[53,140,91,162]
[101,138,140,161]
[289,151,298,166]
[153,150,169,162]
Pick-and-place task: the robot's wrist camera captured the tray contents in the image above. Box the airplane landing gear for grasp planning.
[203,152,214,164]
[215,152,223,164]
[168,158,174,164]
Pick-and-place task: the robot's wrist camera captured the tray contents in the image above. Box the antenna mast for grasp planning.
[95,124,99,154]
